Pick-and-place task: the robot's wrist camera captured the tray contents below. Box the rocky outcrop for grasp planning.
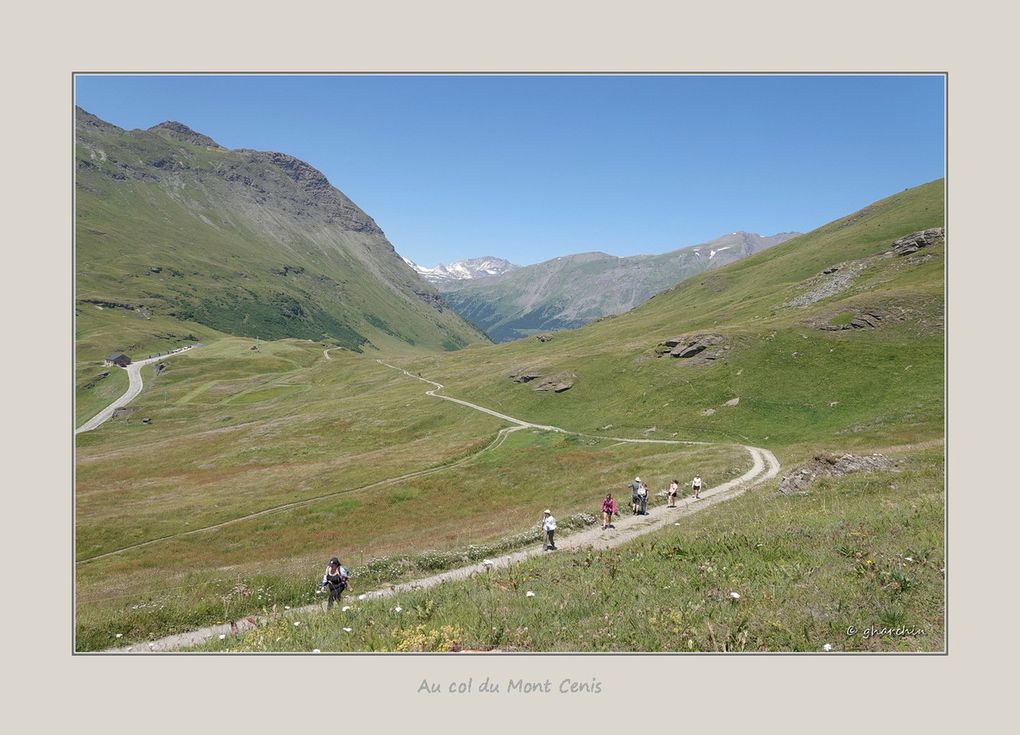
[510,370,542,383]
[820,310,885,331]
[786,262,865,308]
[534,372,576,392]
[234,150,384,234]
[777,452,898,494]
[656,333,726,363]
[535,334,554,342]
[891,227,944,256]
[150,121,223,149]
[411,288,446,313]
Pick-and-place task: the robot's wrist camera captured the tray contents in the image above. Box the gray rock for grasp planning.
[786,262,865,308]
[668,333,724,359]
[891,227,944,256]
[534,372,576,392]
[777,452,898,494]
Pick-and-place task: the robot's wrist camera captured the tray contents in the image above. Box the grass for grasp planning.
[75,335,746,650]
[75,113,487,355]
[195,446,943,653]
[75,179,944,652]
[75,362,129,426]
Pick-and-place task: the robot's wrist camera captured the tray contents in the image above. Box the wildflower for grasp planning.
[526,591,536,598]
[312,649,321,653]
[393,606,403,613]
[284,605,291,610]
[358,594,367,600]
[904,557,914,562]
[729,592,741,600]
[823,643,832,652]
[294,621,301,627]
[219,634,226,640]
[341,605,351,612]
[115,633,123,639]
[343,627,353,633]
[483,559,495,566]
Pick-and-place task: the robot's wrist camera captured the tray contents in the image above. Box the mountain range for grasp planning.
[75,108,488,357]
[402,256,519,286]
[419,231,798,341]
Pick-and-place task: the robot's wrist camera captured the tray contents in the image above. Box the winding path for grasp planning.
[107,359,780,652]
[76,346,199,434]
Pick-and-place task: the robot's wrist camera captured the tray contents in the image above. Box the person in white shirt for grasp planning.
[542,510,557,550]
[692,475,703,499]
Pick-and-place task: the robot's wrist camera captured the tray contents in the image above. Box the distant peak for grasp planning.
[149,120,222,148]
[75,106,123,132]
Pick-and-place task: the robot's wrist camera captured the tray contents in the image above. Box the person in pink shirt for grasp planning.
[601,493,617,530]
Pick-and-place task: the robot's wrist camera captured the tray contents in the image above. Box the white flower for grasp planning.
[115,633,123,639]
[341,605,351,612]
[294,621,301,627]
[284,605,291,610]
[526,591,535,598]
[904,557,913,562]
[393,606,403,613]
[729,592,741,600]
[343,627,353,633]
[823,643,833,651]
[483,559,495,566]
[219,634,226,640]
[312,649,321,653]
[358,594,367,600]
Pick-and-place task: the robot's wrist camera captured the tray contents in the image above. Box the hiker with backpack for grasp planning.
[638,480,649,515]
[667,479,679,508]
[542,510,558,550]
[630,476,642,515]
[692,475,703,499]
[319,556,351,610]
[601,493,617,530]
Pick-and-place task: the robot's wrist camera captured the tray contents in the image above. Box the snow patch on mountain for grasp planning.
[404,256,519,287]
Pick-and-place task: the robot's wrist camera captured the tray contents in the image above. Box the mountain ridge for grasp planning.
[74,108,487,355]
[436,230,800,341]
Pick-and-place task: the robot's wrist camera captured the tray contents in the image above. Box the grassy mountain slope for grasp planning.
[442,231,798,341]
[75,108,487,358]
[200,445,943,653]
[406,179,944,461]
[76,179,943,652]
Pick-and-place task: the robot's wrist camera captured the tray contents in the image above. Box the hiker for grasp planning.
[542,509,557,550]
[320,557,351,610]
[601,493,617,530]
[692,475,703,499]
[667,479,679,507]
[630,476,642,515]
[638,480,649,515]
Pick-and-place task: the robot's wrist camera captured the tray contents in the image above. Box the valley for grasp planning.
[74,108,944,653]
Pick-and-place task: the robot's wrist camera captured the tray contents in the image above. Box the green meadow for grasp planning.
[75,180,944,652]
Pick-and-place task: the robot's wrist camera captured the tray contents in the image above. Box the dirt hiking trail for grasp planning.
[105,360,779,652]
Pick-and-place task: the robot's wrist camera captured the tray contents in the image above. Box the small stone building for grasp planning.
[104,353,131,367]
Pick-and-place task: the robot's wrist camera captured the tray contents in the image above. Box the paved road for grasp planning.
[75,346,199,434]
[107,359,779,652]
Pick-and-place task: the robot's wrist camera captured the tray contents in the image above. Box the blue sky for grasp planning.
[75,75,944,267]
